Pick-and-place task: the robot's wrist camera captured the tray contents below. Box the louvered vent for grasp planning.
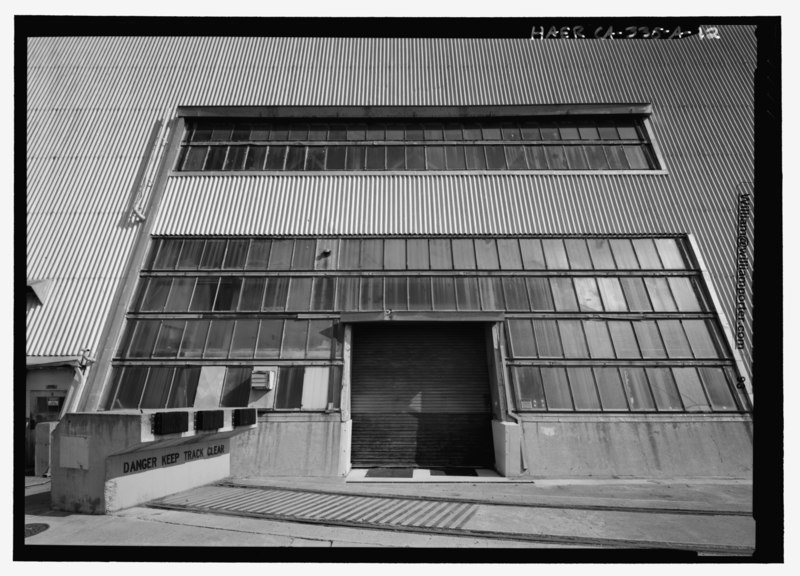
[151,412,189,435]
[233,408,257,427]
[251,367,276,390]
[195,410,224,431]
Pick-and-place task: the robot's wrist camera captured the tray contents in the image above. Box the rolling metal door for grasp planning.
[351,323,494,468]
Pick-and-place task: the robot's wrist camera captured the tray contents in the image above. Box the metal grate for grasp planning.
[153,485,479,531]
[151,411,189,435]
[233,408,256,427]
[365,468,414,478]
[194,410,224,431]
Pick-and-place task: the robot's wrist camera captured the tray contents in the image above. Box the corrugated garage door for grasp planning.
[351,323,494,468]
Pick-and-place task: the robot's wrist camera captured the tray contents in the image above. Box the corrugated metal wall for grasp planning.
[27,31,755,376]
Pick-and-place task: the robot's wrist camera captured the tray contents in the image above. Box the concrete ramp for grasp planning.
[149,482,754,554]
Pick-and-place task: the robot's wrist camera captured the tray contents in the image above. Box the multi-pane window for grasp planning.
[107,235,747,414]
[145,237,690,272]
[175,117,660,172]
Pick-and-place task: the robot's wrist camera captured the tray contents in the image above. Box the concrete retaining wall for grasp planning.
[230,413,343,477]
[518,414,753,478]
[51,410,255,513]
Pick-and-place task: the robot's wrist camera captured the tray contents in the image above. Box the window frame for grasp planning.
[173,106,667,175]
[107,233,748,415]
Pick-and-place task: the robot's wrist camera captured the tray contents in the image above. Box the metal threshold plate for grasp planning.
[348,468,513,483]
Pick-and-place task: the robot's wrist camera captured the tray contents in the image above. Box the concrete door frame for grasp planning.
[338,319,512,476]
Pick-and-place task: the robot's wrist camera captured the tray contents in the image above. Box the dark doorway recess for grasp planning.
[350,322,494,468]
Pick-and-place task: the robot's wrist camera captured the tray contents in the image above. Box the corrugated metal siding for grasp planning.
[27,30,755,377]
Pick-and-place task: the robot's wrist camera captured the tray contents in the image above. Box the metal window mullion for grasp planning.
[134,366,151,409]
[233,274,246,312]
[197,240,213,271]
[507,359,736,368]
[200,316,216,360]
[221,145,233,170]
[605,239,620,270]
[586,356,605,409]
[635,276,656,312]
[175,313,195,358]
[565,276,581,309]
[236,239,253,275]
[610,366,633,411]
[244,145,256,171]
[199,146,211,171]
[562,365,578,410]
[146,239,164,274]
[627,319,645,360]
[665,367,688,412]
[142,268,700,279]
[681,319,702,361]
[676,237,699,270]
[161,367,178,410]
[227,318,242,359]
[331,277,339,313]
[126,311,713,321]
[550,317,566,360]
[155,277,171,314]
[278,319,289,359]
[649,239,667,270]
[540,365,554,411]
[302,319,316,362]
[207,277,223,312]
[280,145,288,171]
[673,318,696,359]
[597,144,614,170]
[638,361,660,411]
[693,367,717,412]
[155,319,188,360]
[114,359,343,367]
[646,317,669,360]
[174,240,191,271]
[107,367,126,410]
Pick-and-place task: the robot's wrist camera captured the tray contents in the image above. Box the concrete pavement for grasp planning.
[22,475,754,553]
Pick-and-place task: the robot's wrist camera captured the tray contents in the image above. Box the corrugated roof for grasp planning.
[26,30,755,375]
